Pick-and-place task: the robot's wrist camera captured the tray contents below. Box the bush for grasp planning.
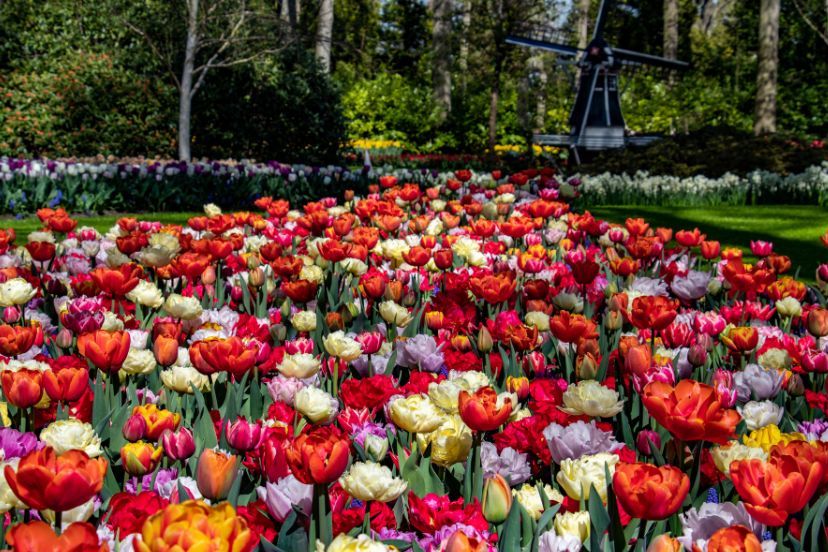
[0,51,176,157]
[341,72,444,148]
[193,46,345,164]
[577,127,828,177]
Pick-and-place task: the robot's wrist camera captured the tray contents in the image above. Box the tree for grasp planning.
[791,0,828,46]
[577,0,591,48]
[316,0,335,73]
[124,0,286,160]
[754,0,780,135]
[663,0,678,59]
[431,0,453,121]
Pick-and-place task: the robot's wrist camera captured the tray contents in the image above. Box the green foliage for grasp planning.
[579,127,828,177]
[193,46,346,163]
[0,51,176,157]
[341,72,443,147]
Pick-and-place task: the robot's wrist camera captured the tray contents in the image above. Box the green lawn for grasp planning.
[2,205,826,280]
[0,213,200,235]
[591,205,828,280]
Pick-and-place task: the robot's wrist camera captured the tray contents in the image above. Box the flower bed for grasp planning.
[0,168,825,551]
[574,163,828,207]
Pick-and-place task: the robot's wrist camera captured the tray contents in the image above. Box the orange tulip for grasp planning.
[188,337,257,379]
[705,525,763,552]
[642,380,740,444]
[613,462,689,520]
[469,273,517,305]
[5,521,105,552]
[281,279,318,304]
[135,500,255,552]
[1,369,43,409]
[0,323,38,356]
[195,449,239,501]
[730,454,824,526]
[4,447,107,512]
[285,425,350,485]
[89,264,143,296]
[153,335,179,367]
[458,386,513,432]
[77,330,131,374]
[646,534,681,552]
[549,311,597,344]
[443,530,490,552]
[629,296,678,331]
[43,364,89,403]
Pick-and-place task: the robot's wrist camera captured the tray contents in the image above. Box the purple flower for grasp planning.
[257,475,312,522]
[373,528,417,543]
[127,468,178,495]
[671,270,710,301]
[679,502,765,551]
[396,335,444,373]
[799,419,828,441]
[542,421,621,464]
[0,428,41,459]
[352,422,392,446]
[420,522,492,551]
[480,442,531,485]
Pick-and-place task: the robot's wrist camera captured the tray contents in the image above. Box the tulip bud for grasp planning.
[603,310,623,330]
[786,373,805,397]
[451,334,472,352]
[196,449,239,501]
[153,336,179,367]
[3,307,20,324]
[697,333,714,352]
[122,413,148,442]
[807,308,828,337]
[225,417,263,453]
[647,534,681,552]
[477,327,493,353]
[344,189,355,201]
[230,286,243,302]
[364,434,389,462]
[326,312,344,331]
[161,428,196,461]
[384,280,404,303]
[201,265,217,285]
[120,441,163,476]
[248,267,266,288]
[270,323,287,343]
[636,429,662,456]
[482,474,513,523]
[687,343,708,367]
[247,255,261,270]
[505,376,530,401]
[55,328,74,349]
[577,353,598,380]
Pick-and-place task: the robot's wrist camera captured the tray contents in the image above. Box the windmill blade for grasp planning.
[505,35,583,57]
[592,0,612,40]
[612,47,690,70]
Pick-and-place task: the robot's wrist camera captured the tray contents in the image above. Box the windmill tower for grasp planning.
[506,0,689,163]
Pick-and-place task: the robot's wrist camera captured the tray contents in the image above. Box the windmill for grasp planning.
[506,0,689,163]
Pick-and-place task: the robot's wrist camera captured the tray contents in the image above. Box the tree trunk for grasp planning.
[431,0,453,122]
[754,0,780,135]
[315,0,334,73]
[488,56,502,154]
[530,55,547,133]
[577,0,591,49]
[458,0,472,90]
[663,0,678,59]
[178,0,199,161]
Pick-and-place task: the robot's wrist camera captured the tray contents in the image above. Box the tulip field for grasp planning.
[0,167,827,552]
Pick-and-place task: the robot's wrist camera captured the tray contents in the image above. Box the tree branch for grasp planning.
[792,0,828,45]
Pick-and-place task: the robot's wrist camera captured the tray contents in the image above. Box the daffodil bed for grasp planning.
[0,168,826,552]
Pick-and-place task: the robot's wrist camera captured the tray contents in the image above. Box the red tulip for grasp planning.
[642,380,740,444]
[6,521,104,552]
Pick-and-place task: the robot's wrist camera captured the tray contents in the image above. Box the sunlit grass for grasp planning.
[591,205,828,280]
